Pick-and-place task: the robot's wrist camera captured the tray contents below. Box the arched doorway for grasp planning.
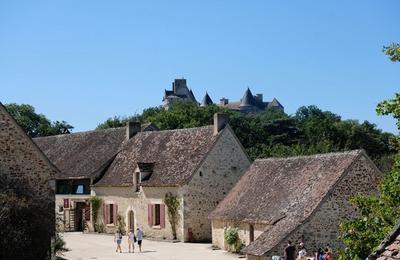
[128,210,135,231]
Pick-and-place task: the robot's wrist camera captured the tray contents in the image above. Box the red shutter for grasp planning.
[148,204,153,226]
[103,203,106,224]
[64,199,69,208]
[160,204,165,229]
[105,204,109,224]
[113,204,118,224]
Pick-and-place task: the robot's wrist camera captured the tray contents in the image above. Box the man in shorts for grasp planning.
[136,227,144,252]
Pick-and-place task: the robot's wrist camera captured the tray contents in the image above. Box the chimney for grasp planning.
[213,113,229,135]
[256,93,263,102]
[126,122,141,139]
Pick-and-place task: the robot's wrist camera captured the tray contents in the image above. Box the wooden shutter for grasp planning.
[148,204,153,226]
[103,203,106,224]
[64,199,69,208]
[160,204,165,229]
[113,204,118,224]
[105,204,109,224]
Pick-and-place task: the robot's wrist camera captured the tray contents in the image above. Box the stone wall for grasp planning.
[0,105,56,259]
[212,219,268,250]
[92,186,185,241]
[263,154,382,258]
[182,127,251,242]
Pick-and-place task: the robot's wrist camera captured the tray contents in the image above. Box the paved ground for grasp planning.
[62,232,241,260]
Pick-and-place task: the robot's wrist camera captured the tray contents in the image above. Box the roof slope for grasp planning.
[209,150,364,256]
[368,220,400,259]
[34,127,127,179]
[95,126,220,187]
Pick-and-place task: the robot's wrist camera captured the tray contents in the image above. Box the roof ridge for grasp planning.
[33,126,126,139]
[136,125,213,135]
[254,150,363,162]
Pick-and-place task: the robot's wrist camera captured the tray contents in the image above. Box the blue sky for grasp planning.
[0,1,399,133]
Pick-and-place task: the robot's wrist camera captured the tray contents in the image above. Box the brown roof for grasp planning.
[368,221,400,260]
[209,150,366,256]
[34,127,127,179]
[95,126,220,187]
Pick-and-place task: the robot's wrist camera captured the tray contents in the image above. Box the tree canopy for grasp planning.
[97,102,397,164]
[4,103,73,138]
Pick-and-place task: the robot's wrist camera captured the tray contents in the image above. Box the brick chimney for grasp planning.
[126,122,141,140]
[213,113,229,135]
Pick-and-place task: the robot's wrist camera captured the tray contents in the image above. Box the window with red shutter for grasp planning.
[63,199,69,208]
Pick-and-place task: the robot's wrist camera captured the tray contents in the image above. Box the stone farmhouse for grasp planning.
[92,113,250,242]
[209,150,382,259]
[163,78,284,112]
[34,123,158,232]
[0,103,57,259]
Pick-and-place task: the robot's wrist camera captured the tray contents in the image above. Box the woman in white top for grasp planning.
[127,229,136,253]
[298,245,307,260]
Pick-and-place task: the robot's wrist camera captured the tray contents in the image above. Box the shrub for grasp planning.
[224,227,243,253]
[164,192,180,240]
[89,196,102,231]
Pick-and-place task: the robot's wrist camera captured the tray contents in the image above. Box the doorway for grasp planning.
[128,210,135,231]
[75,202,86,231]
[249,224,254,243]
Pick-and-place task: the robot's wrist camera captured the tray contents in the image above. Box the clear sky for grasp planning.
[1,1,399,134]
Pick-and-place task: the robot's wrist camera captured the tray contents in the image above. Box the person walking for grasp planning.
[298,243,307,260]
[316,248,324,260]
[136,227,144,252]
[114,230,123,253]
[127,229,136,253]
[284,240,296,260]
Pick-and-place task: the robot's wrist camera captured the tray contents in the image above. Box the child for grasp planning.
[114,230,123,253]
[128,229,136,253]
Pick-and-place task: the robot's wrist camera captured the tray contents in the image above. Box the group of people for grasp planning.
[273,241,333,260]
[114,227,144,253]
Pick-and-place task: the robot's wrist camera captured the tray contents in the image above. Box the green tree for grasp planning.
[4,103,73,137]
[339,43,400,258]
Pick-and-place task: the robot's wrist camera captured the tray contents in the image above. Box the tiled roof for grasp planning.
[95,126,220,187]
[34,127,127,179]
[209,150,365,256]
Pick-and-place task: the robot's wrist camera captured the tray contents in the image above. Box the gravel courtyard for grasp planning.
[62,232,240,260]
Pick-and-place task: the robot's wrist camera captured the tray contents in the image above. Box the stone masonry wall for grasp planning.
[263,155,382,259]
[182,127,251,242]
[212,219,268,250]
[92,186,185,241]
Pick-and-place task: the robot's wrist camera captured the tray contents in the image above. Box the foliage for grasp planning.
[4,103,73,137]
[89,196,102,231]
[94,223,105,233]
[53,219,68,257]
[0,177,54,260]
[383,43,400,62]
[224,227,243,253]
[98,102,397,164]
[377,93,400,131]
[164,192,180,240]
[116,214,126,235]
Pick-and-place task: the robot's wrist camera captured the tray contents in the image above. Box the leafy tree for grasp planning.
[4,103,73,137]
[339,44,400,258]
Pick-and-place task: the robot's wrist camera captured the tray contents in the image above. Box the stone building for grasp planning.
[368,220,400,259]
[209,150,382,259]
[34,123,158,232]
[0,102,57,259]
[162,78,284,113]
[163,78,198,109]
[217,88,284,113]
[92,113,251,242]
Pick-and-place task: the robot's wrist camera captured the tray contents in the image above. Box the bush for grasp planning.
[224,227,243,253]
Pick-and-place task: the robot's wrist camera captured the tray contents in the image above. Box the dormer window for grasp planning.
[134,162,155,192]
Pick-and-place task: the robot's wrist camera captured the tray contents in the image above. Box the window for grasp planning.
[56,181,70,194]
[74,184,84,194]
[154,204,161,226]
[135,172,141,192]
[249,224,254,242]
[109,204,114,224]
[148,204,165,229]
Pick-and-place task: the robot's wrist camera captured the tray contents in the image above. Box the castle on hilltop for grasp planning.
[163,78,284,112]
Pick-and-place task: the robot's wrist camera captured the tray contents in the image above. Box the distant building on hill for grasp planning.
[162,78,284,112]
